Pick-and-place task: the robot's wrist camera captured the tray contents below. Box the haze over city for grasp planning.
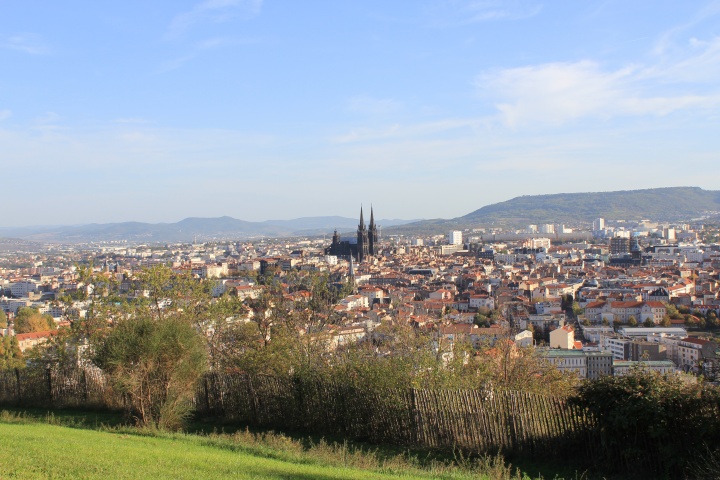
[2,1,720,226]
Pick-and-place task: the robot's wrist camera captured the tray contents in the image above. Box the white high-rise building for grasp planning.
[593,218,605,232]
[448,231,463,245]
[539,224,555,234]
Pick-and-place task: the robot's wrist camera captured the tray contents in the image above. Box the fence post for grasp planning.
[46,366,53,407]
[14,368,21,405]
[204,375,211,415]
[247,375,258,425]
[82,369,89,404]
[409,388,418,445]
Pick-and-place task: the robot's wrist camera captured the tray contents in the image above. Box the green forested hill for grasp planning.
[382,187,720,235]
[460,187,720,225]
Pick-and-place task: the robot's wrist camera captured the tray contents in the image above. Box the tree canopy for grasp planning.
[14,307,55,334]
[89,265,210,429]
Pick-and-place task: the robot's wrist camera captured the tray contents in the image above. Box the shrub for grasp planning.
[92,314,207,430]
[571,368,720,476]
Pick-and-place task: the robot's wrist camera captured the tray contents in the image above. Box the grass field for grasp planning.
[0,410,535,480]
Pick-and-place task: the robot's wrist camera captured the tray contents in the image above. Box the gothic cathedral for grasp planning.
[326,206,379,262]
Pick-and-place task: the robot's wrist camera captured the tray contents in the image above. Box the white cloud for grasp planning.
[166,0,263,38]
[652,1,720,56]
[477,35,720,127]
[649,36,720,84]
[0,34,48,55]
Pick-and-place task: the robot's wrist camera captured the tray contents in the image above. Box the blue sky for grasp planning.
[2,1,720,226]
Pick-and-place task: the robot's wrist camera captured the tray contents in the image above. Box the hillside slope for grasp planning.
[461,187,720,225]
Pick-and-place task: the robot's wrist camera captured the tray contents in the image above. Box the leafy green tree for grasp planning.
[707,311,719,329]
[660,315,672,327]
[473,308,492,327]
[643,317,655,328]
[473,313,490,328]
[628,315,638,327]
[90,265,209,430]
[0,336,23,370]
[571,368,720,476]
[472,329,578,396]
[0,310,7,328]
[14,307,55,334]
[665,302,681,319]
[92,313,206,430]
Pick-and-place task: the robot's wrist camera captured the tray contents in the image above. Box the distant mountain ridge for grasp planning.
[461,187,720,225]
[0,216,419,244]
[3,187,717,243]
[385,187,720,235]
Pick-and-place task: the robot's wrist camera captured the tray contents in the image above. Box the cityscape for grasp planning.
[4,0,720,478]
[3,202,720,378]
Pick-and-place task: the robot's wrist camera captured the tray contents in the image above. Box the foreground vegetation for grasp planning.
[29,265,576,431]
[0,410,558,480]
[7,266,720,478]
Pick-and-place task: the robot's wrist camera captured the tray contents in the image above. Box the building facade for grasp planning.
[326,206,379,262]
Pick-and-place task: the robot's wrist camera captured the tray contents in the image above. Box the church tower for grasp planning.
[357,206,369,262]
[368,206,378,256]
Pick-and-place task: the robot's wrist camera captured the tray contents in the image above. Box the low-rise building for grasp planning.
[550,325,575,349]
[613,360,676,376]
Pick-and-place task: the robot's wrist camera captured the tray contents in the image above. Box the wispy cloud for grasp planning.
[35,111,61,124]
[652,1,720,55]
[166,0,263,38]
[1,33,48,54]
[30,111,63,132]
[426,0,542,27]
[476,33,720,127]
[155,36,258,73]
[332,117,486,144]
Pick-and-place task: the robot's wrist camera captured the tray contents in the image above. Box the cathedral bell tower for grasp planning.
[368,206,378,256]
[357,206,369,262]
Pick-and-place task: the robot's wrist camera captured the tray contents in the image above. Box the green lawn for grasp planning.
[0,420,493,480]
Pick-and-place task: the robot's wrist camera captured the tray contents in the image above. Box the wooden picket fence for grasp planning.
[0,367,117,410]
[0,368,594,456]
[194,372,596,459]
[6,367,717,475]
[0,368,600,461]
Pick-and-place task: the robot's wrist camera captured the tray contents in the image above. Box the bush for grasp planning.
[571,369,720,476]
[92,314,207,430]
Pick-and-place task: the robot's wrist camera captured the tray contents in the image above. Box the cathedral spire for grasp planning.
[369,205,375,228]
[359,205,365,229]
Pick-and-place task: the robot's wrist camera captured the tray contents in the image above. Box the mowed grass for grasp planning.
[0,412,530,480]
